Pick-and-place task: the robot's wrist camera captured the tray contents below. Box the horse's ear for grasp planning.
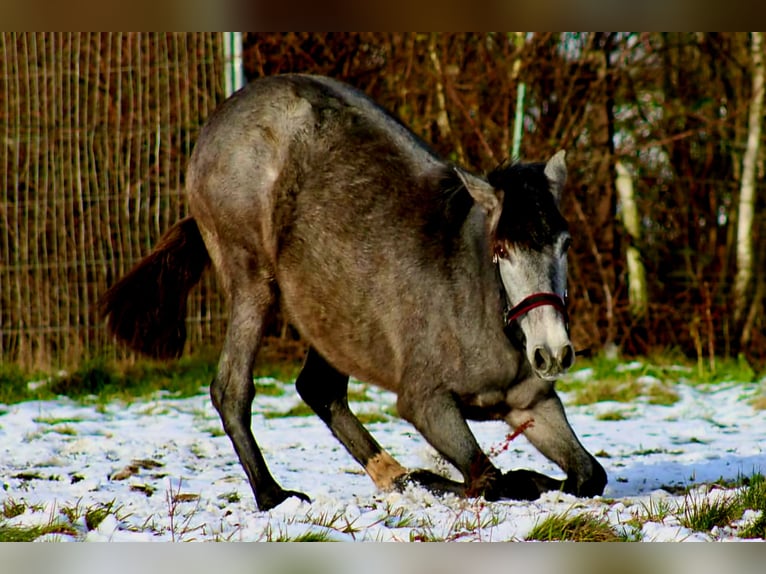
[544,150,567,205]
[455,167,503,240]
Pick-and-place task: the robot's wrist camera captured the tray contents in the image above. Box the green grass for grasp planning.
[2,349,760,409]
[56,500,119,532]
[739,512,766,539]
[84,501,119,531]
[737,473,766,509]
[1,498,26,520]
[691,354,759,384]
[251,361,302,383]
[644,473,766,539]
[32,415,86,425]
[261,526,337,542]
[263,402,315,419]
[286,530,336,542]
[347,385,373,403]
[638,496,674,523]
[0,353,298,407]
[253,379,287,397]
[6,350,757,411]
[49,424,78,436]
[217,491,241,504]
[0,356,218,406]
[53,356,217,402]
[356,412,389,424]
[526,511,623,541]
[736,473,766,539]
[0,521,77,542]
[677,489,740,531]
[0,364,50,405]
[557,352,763,407]
[202,425,226,437]
[596,410,629,421]
[262,402,389,423]
[562,371,681,406]
[0,498,123,542]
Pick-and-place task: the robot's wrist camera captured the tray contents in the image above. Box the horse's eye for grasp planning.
[561,236,572,253]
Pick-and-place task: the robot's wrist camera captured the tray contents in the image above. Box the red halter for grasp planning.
[504,292,569,333]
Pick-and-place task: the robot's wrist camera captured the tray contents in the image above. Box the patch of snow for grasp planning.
[1,377,765,541]
[616,361,644,372]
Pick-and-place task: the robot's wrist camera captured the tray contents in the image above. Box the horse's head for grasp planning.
[458,151,573,380]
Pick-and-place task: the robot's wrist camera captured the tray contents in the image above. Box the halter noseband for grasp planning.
[493,250,570,333]
[505,292,569,331]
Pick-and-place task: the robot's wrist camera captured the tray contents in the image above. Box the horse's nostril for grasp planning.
[533,347,549,372]
[560,344,575,370]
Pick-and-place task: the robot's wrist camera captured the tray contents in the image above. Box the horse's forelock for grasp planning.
[488,161,568,251]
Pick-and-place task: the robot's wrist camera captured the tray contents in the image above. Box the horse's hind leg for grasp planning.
[211,279,310,511]
[295,348,408,490]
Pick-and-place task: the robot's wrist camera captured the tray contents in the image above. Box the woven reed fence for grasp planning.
[1,33,227,369]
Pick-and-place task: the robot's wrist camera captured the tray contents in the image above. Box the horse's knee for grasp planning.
[210,371,254,423]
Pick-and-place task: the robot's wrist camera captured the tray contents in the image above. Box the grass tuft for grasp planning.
[737,473,766,510]
[0,522,76,542]
[677,488,740,531]
[85,501,119,531]
[735,473,766,539]
[263,402,314,419]
[638,496,673,523]
[287,529,336,542]
[596,410,628,421]
[526,511,622,541]
[1,498,26,520]
[739,510,766,539]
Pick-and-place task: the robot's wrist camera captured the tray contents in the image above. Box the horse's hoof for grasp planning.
[565,459,608,497]
[490,469,563,501]
[393,469,465,497]
[256,487,311,511]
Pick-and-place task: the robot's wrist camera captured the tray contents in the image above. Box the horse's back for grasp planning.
[190,74,439,183]
[186,75,439,257]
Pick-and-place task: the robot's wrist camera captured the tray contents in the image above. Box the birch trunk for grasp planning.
[734,32,764,334]
[615,161,648,318]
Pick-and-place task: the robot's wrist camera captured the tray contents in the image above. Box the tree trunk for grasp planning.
[615,161,648,319]
[734,31,764,345]
[510,32,526,160]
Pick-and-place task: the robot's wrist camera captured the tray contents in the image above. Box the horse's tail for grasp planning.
[100,216,211,359]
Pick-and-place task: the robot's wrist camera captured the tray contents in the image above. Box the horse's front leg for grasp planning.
[394,385,532,500]
[504,377,607,497]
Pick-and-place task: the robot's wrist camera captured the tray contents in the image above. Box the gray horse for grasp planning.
[101,74,606,511]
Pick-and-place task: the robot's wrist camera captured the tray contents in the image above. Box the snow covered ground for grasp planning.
[1,364,765,542]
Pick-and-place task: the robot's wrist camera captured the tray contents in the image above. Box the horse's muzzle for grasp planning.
[531,341,576,379]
